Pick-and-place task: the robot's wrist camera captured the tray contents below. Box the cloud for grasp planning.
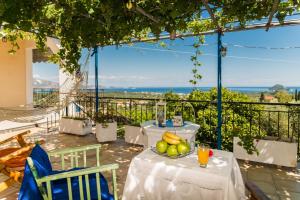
[33,74,58,82]
[100,75,149,80]
[88,75,149,80]
[33,74,41,78]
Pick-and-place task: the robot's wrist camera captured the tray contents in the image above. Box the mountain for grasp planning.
[269,84,286,92]
[33,78,59,88]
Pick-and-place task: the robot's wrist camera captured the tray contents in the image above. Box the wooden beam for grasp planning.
[0,144,34,163]
[0,130,30,146]
[0,178,16,193]
[202,0,220,30]
[109,19,300,45]
[266,0,280,31]
[134,6,160,23]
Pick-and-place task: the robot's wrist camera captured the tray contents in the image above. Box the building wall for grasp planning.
[0,40,35,107]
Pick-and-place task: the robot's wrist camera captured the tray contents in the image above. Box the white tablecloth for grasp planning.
[141,120,200,148]
[122,149,246,200]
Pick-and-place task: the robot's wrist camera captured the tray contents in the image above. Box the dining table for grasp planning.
[141,120,200,148]
[122,148,246,200]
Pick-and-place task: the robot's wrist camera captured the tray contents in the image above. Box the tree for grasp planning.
[260,92,265,102]
[274,90,292,103]
[188,88,265,154]
[1,1,299,73]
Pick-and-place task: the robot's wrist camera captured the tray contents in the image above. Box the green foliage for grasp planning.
[260,92,265,102]
[164,91,180,100]
[188,88,266,154]
[190,36,204,86]
[1,0,299,73]
[275,90,293,103]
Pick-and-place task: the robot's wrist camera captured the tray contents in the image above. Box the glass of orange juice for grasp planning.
[197,144,210,168]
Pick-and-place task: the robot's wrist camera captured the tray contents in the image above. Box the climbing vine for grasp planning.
[189,35,204,87]
[0,0,299,73]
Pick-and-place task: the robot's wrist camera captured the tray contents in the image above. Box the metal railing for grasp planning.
[69,96,300,154]
[33,88,59,106]
[34,92,300,155]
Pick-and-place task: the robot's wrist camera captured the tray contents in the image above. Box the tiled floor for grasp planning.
[0,128,143,200]
[0,127,299,200]
[239,160,300,200]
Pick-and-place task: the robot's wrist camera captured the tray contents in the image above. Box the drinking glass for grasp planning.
[197,144,210,168]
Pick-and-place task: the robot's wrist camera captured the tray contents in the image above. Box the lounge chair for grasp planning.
[0,130,43,192]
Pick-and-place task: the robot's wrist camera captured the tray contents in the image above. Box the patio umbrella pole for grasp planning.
[217,31,222,150]
[94,46,99,117]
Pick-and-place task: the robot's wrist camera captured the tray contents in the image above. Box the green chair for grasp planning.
[25,144,118,200]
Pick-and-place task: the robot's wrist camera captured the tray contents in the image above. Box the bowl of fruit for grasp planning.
[151,131,194,158]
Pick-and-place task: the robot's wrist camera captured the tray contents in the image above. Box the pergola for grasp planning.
[2,0,300,149]
[91,3,300,150]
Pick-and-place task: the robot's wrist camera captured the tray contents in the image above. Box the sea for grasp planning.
[100,87,300,94]
[33,86,300,94]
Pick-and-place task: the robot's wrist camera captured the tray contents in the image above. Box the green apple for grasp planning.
[186,142,191,152]
[156,140,168,154]
[177,143,189,155]
[167,145,179,157]
[168,144,177,149]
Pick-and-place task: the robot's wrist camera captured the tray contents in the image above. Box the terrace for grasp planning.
[1,1,300,200]
[0,126,299,200]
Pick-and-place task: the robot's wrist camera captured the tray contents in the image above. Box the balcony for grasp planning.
[0,127,299,199]
[0,90,299,199]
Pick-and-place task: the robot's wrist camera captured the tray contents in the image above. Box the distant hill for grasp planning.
[33,78,59,88]
[269,84,286,92]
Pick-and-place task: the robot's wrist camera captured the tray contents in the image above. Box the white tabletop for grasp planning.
[122,149,246,200]
[141,120,200,134]
[141,120,200,148]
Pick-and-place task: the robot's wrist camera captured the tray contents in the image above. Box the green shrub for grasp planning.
[188,88,266,154]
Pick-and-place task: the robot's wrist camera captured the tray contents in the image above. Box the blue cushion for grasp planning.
[50,169,114,200]
[19,145,114,200]
[18,160,43,200]
[30,144,52,175]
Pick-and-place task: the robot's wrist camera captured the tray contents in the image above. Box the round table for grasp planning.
[141,120,200,148]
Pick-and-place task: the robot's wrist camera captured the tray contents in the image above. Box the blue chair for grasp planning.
[19,144,118,200]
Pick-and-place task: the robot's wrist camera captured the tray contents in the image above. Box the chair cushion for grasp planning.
[19,145,114,200]
[30,144,52,176]
[18,160,43,200]
[19,145,52,200]
[19,165,113,200]
[51,169,114,200]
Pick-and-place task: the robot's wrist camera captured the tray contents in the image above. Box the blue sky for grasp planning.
[33,25,300,87]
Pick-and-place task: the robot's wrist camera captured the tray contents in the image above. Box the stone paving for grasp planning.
[239,160,300,200]
[0,127,299,200]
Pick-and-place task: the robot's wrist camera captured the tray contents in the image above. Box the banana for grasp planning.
[164,132,182,141]
[162,134,181,145]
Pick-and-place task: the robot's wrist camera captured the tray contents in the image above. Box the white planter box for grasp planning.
[233,137,298,167]
[124,125,146,146]
[59,118,92,136]
[95,122,117,142]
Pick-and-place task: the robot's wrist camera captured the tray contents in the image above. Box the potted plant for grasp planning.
[124,122,146,146]
[59,116,92,136]
[95,114,117,142]
[233,136,297,167]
